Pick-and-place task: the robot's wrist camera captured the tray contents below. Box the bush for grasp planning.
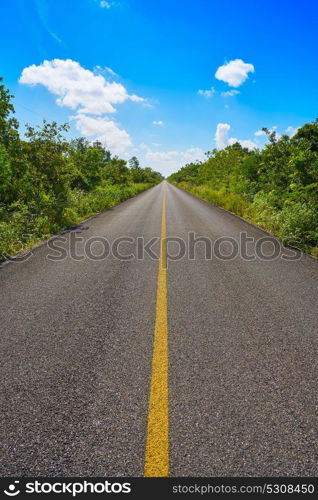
[275,202,318,249]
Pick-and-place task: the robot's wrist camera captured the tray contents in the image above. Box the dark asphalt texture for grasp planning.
[1,181,317,476]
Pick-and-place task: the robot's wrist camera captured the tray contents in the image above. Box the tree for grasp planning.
[129,156,140,170]
[129,156,144,183]
[140,167,164,184]
[168,162,201,184]
[104,157,131,184]
[22,121,71,222]
[0,77,19,147]
[0,143,12,202]
[292,119,318,152]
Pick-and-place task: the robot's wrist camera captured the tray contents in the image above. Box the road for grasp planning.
[1,181,317,477]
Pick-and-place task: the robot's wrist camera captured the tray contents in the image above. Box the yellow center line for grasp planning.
[144,191,169,477]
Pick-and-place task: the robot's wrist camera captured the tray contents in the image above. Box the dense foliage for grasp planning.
[0,78,163,259]
[168,125,318,255]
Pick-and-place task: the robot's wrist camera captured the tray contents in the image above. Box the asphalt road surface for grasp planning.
[1,181,317,477]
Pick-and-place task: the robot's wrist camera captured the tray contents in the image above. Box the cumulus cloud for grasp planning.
[215,59,254,87]
[215,123,257,150]
[221,89,240,97]
[73,114,132,154]
[153,120,164,125]
[215,123,231,149]
[20,59,144,115]
[100,1,111,7]
[19,59,146,155]
[198,87,216,98]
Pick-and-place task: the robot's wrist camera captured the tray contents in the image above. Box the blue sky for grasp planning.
[1,0,318,175]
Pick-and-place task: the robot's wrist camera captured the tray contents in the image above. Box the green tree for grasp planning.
[0,77,19,147]
[0,143,12,202]
[129,156,140,170]
[293,119,318,152]
[104,157,131,184]
[129,156,144,183]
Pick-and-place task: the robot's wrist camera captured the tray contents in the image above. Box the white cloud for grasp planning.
[100,1,111,8]
[221,89,240,97]
[73,114,132,154]
[153,120,164,125]
[19,59,145,155]
[254,129,266,136]
[285,126,298,137]
[198,87,216,98]
[215,59,254,87]
[215,123,231,149]
[215,123,257,150]
[20,58,144,115]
